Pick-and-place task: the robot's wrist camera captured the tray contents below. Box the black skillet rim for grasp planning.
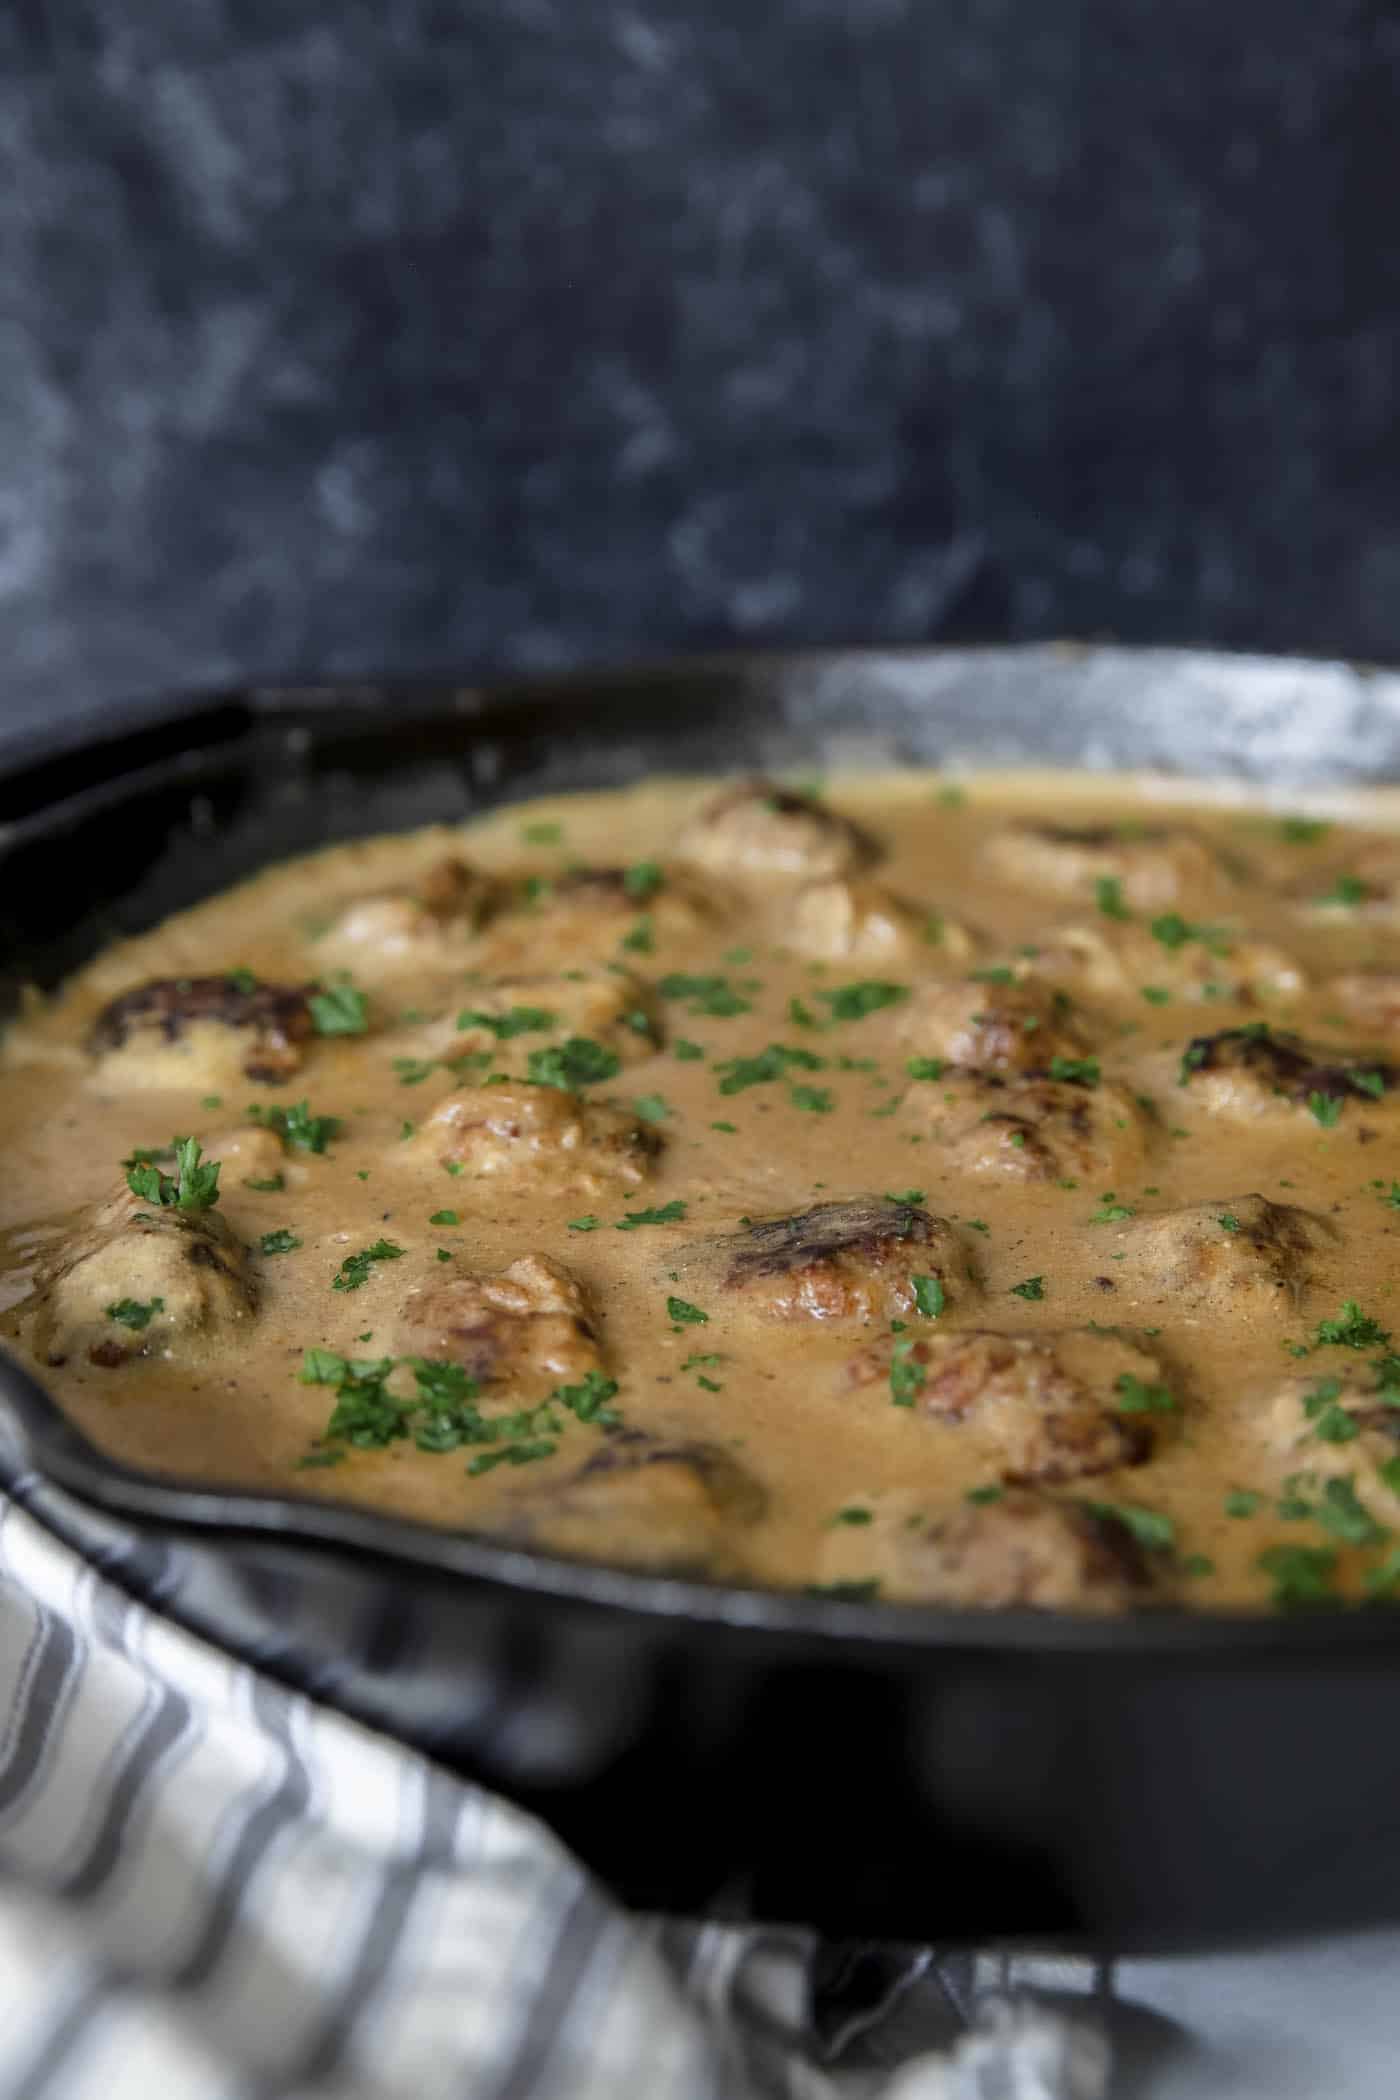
[3,647,1398,1662]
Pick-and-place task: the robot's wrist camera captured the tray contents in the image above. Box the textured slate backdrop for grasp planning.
[2,0,1398,739]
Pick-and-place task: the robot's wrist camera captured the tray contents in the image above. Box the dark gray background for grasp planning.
[3,0,1398,740]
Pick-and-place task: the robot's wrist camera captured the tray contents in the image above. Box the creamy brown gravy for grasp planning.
[6,769,1400,1612]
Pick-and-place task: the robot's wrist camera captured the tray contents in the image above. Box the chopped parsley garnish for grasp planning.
[457,1004,556,1038]
[889,1340,926,1407]
[1258,1543,1338,1607]
[965,1484,1005,1505]
[1307,1091,1344,1128]
[620,917,654,954]
[520,821,563,844]
[331,1239,406,1292]
[911,1275,945,1319]
[467,1440,557,1474]
[227,968,258,995]
[674,1039,705,1061]
[667,1296,709,1327]
[105,1297,164,1330]
[553,1369,622,1425]
[391,1057,438,1085]
[429,1209,459,1226]
[1088,1193,1134,1223]
[527,1037,622,1089]
[1010,1276,1045,1301]
[244,1174,285,1192]
[259,1229,302,1255]
[833,1506,873,1526]
[905,1056,946,1081]
[789,1084,834,1113]
[716,1044,825,1095]
[885,1189,926,1205]
[1314,1301,1392,1351]
[125,1135,221,1212]
[1112,1372,1179,1414]
[1225,1489,1263,1518]
[1140,986,1171,1005]
[1095,876,1132,921]
[309,983,370,1036]
[1279,815,1331,844]
[657,973,753,1017]
[1083,1499,1175,1551]
[968,966,1015,985]
[251,1099,343,1153]
[623,860,664,899]
[615,1200,687,1230]
[1149,913,1231,957]
[1047,1055,1100,1087]
[1312,1477,1389,1547]
[1316,873,1367,908]
[818,980,909,1021]
[567,1214,600,1232]
[633,1094,671,1123]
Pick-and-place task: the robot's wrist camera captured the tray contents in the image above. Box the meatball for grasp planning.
[393,1254,601,1393]
[927,1073,1151,1184]
[898,1489,1159,1612]
[29,1186,256,1368]
[898,977,1092,1076]
[1262,1375,1400,1523]
[1020,920,1304,1007]
[1324,970,1400,1036]
[786,879,974,964]
[207,1126,288,1188]
[318,857,502,974]
[415,1082,659,1191]
[980,821,1226,910]
[845,1327,1165,1483]
[513,1429,765,1574]
[437,967,659,1072]
[1109,1193,1328,1313]
[88,975,314,1086]
[676,779,873,880]
[1176,1025,1395,1123]
[693,1198,977,1325]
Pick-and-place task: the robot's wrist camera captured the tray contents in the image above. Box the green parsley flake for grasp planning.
[818,981,909,1021]
[567,1215,600,1232]
[905,1056,946,1081]
[1225,1489,1263,1518]
[1279,815,1331,844]
[1308,1090,1344,1128]
[615,1201,687,1231]
[889,1339,926,1407]
[105,1297,164,1330]
[251,1100,343,1153]
[1315,874,1367,908]
[259,1229,302,1255]
[1088,1193,1134,1223]
[965,1484,1005,1505]
[1095,876,1132,921]
[527,1037,622,1089]
[674,1039,705,1061]
[623,861,664,899]
[521,821,563,844]
[125,1135,221,1213]
[331,1239,406,1293]
[1083,1499,1175,1551]
[1140,985,1171,1006]
[667,1296,709,1327]
[716,1044,824,1095]
[1009,1276,1045,1301]
[885,1189,926,1205]
[1047,1055,1101,1087]
[429,1210,460,1226]
[1258,1543,1338,1607]
[657,973,753,1018]
[833,1506,874,1526]
[911,1275,945,1319]
[633,1094,671,1123]
[457,1004,556,1038]
[620,917,654,954]
[244,1173,285,1192]
[1314,1301,1392,1351]
[789,1084,834,1113]
[1112,1372,1179,1414]
[309,983,370,1036]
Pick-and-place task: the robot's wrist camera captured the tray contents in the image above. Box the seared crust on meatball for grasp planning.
[393,1254,601,1392]
[89,975,314,1084]
[980,821,1226,909]
[786,879,974,964]
[29,1186,256,1368]
[928,1073,1151,1184]
[898,978,1091,1075]
[415,1082,659,1189]
[1177,1025,1395,1121]
[1020,920,1304,1006]
[1110,1193,1329,1312]
[698,1197,976,1325]
[846,1327,1165,1483]
[319,857,502,972]
[677,780,873,879]
[899,1489,1158,1611]
[513,1428,765,1573]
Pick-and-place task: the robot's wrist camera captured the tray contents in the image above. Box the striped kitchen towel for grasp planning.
[0,1450,1109,2100]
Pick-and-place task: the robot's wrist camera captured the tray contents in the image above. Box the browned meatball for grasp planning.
[899,1489,1160,1611]
[319,857,503,974]
[980,821,1227,909]
[786,878,974,964]
[393,1254,601,1393]
[511,1429,765,1573]
[89,975,314,1085]
[898,977,1092,1075]
[1109,1193,1330,1313]
[1177,1025,1395,1123]
[927,1073,1151,1184]
[677,780,873,879]
[414,1082,659,1191]
[845,1327,1167,1483]
[29,1186,256,1368]
[696,1198,977,1325]
[1020,920,1304,1006]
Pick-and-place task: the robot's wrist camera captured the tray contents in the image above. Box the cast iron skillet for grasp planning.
[5,645,1400,1950]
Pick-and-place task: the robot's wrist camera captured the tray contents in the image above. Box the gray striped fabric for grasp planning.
[0,1457,1106,2100]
